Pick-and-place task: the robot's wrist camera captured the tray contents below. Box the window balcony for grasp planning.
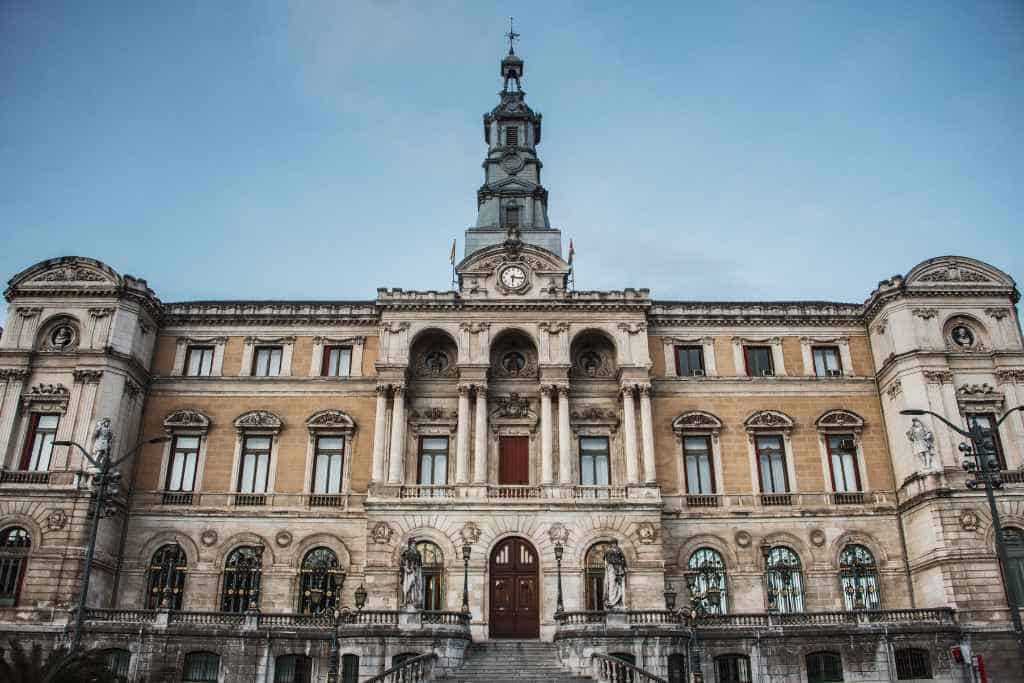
[678,490,895,513]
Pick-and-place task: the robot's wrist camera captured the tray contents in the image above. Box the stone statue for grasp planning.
[51,325,74,350]
[603,539,627,610]
[400,539,423,609]
[906,418,936,470]
[92,418,114,463]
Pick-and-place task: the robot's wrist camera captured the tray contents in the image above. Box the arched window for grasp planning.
[839,544,880,611]
[894,648,931,680]
[221,546,263,613]
[146,544,187,610]
[0,527,31,607]
[299,547,343,614]
[1004,527,1024,606]
[807,651,844,682]
[417,541,445,611]
[182,652,220,683]
[764,546,804,613]
[274,655,312,683]
[100,648,131,682]
[584,542,613,610]
[341,654,360,683]
[715,654,751,683]
[686,548,727,614]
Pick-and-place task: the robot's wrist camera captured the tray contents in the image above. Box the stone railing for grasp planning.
[420,611,471,627]
[398,485,456,499]
[626,610,685,625]
[339,610,400,626]
[364,652,437,683]
[169,611,246,626]
[591,653,668,683]
[0,470,77,487]
[487,485,543,499]
[695,608,956,629]
[257,613,334,628]
[679,490,895,511]
[135,490,357,511]
[83,608,159,624]
[554,611,609,626]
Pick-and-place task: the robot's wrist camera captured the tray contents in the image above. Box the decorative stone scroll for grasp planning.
[305,409,356,435]
[163,409,212,433]
[233,410,284,433]
[743,410,795,440]
[21,383,70,412]
[672,411,723,441]
[815,409,865,435]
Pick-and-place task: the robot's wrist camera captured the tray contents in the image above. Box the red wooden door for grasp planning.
[489,537,539,638]
[499,436,529,485]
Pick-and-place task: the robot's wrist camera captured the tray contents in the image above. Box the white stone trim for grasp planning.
[172,336,227,377]
[799,336,854,377]
[732,336,785,377]
[157,431,209,494]
[662,336,716,377]
[239,336,295,377]
[309,335,365,377]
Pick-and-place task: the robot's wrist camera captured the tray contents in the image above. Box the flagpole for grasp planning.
[450,238,457,289]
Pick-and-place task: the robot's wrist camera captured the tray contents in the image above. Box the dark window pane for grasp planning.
[894,649,931,680]
[182,652,220,682]
[756,435,788,493]
[715,655,752,683]
[827,434,861,493]
[675,346,705,376]
[807,652,844,682]
[341,654,360,683]
[967,413,1006,469]
[683,435,715,494]
[744,346,774,376]
[146,543,187,610]
[0,527,31,607]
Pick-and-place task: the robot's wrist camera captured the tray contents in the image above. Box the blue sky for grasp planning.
[2,1,1022,328]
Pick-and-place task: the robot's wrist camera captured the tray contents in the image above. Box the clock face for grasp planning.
[500,266,527,290]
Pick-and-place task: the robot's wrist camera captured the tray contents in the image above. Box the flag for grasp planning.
[449,239,457,265]
[568,239,575,266]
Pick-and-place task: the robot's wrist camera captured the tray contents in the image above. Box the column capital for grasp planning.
[619,385,636,400]
[539,384,556,396]
[392,383,407,396]
[556,384,571,398]
[375,384,390,397]
[457,384,473,397]
[637,383,652,397]
[474,384,489,398]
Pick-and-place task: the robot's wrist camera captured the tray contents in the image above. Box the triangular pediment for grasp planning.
[486,176,538,193]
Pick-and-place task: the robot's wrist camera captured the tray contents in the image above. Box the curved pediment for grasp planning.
[456,240,569,300]
[7,256,121,292]
[905,256,1015,289]
[163,408,212,432]
[306,409,357,434]
[233,410,284,433]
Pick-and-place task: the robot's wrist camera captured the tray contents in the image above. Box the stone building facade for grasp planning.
[0,45,1022,683]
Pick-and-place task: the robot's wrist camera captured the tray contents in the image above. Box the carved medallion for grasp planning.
[200,529,218,547]
[809,529,827,547]
[371,521,394,544]
[636,522,657,544]
[275,531,293,548]
[46,510,68,531]
[460,522,481,545]
[734,531,751,548]
[959,510,979,532]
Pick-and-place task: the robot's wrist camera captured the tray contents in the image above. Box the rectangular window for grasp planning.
[21,414,59,471]
[579,437,610,486]
[756,435,788,494]
[813,346,842,377]
[504,206,520,227]
[894,649,931,680]
[675,346,706,377]
[744,346,774,376]
[183,653,220,683]
[312,436,344,494]
[715,655,752,683]
[166,435,200,492]
[505,126,518,146]
[683,435,715,494]
[827,434,861,492]
[238,436,271,493]
[252,346,283,377]
[418,437,449,486]
[185,346,215,377]
[967,413,1007,470]
[321,346,352,377]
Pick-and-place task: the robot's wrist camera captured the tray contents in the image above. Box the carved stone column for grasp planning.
[639,384,657,483]
[0,370,28,467]
[473,386,488,483]
[387,385,407,484]
[371,385,389,483]
[557,385,572,484]
[621,386,639,484]
[455,385,471,484]
[540,385,554,484]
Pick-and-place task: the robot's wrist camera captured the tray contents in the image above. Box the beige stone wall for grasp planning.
[135,395,377,494]
[652,393,895,495]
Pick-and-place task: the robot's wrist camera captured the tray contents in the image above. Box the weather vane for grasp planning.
[506,16,520,54]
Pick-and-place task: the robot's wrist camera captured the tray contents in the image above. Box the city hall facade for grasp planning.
[0,45,1022,683]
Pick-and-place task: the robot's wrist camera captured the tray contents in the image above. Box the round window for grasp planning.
[501,351,527,374]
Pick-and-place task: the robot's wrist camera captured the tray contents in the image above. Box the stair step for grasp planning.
[438,640,591,682]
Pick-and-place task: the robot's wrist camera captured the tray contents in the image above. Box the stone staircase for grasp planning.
[436,640,593,682]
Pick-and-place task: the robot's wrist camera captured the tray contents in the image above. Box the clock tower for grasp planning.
[464,30,563,259]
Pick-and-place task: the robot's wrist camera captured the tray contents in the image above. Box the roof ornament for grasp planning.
[502,17,524,92]
[506,16,520,55]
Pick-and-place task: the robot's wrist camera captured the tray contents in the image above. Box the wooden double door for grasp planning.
[489,536,539,638]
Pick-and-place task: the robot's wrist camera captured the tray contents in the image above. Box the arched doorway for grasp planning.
[489,537,539,638]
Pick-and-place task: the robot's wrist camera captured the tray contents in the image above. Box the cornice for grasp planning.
[161,301,379,327]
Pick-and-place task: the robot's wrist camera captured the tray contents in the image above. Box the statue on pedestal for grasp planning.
[400,539,423,610]
[906,418,936,471]
[603,539,627,610]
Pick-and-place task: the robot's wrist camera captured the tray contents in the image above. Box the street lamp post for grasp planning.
[327,607,341,683]
[553,541,565,614]
[54,427,170,654]
[461,543,472,615]
[901,406,1024,659]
